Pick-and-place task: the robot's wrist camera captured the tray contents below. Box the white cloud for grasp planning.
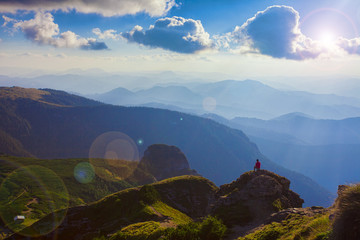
[93,28,120,40]
[231,5,322,60]
[227,5,360,60]
[122,16,213,54]
[2,15,15,27]
[12,12,107,50]
[337,37,360,55]
[0,0,176,17]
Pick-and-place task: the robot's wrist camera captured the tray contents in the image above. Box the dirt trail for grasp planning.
[22,198,39,215]
[149,206,177,228]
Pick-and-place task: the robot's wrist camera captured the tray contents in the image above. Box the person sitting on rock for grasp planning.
[254,159,261,171]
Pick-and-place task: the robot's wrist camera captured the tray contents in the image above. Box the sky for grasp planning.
[1,0,360,82]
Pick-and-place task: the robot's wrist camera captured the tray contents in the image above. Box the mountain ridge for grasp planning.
[7,171,305,239]
[0,86,333,206]
[205,112,360,192]
[88,79,360,119]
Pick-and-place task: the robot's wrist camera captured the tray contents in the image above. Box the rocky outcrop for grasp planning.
[139,144,199,181]
[153,176,218,218]
[213,170,304,224]
[265,206,327,224]
[332,183,360,240]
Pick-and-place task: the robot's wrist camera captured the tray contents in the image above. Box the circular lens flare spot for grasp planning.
[137,138,144,146]
[89,131,140,181]
[74,162,95,184]
[202,97,217,112]
[0,165,69,237]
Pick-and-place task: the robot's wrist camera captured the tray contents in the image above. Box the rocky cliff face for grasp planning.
[139,144,199,181]
[332,183,360,240]
[153,176,218,218]
[213,170,304,224]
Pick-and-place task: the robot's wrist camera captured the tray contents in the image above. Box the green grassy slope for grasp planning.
[16,176,216,239]
[238,213,331,240]
[0,156,142,237]
[0,156,136,205]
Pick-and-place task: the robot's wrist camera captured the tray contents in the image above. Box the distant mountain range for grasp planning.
[85,80,360,193]
[204,112,360,192]
[3,71,360,119]
[0,73,155,95]
[0,86,332,206]
[88,80,360,120]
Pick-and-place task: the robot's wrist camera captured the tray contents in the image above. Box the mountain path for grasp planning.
[22,198,39,215]
[149,206,177,228]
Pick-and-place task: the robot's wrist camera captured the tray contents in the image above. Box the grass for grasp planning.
[153,175,218,190]
[0,165,69,235]
[272,198,284,211]
[0,87,49,101]
[0,158,225,239]
[332,183,360,240]
[18,175,220,239]
[238,213,331,240]
[109,221,164,240]
[106,216,226,240]
[0,156,136,206]
[0,156,142,237]
[152,175,218,218]
[88,183,192,227]
[151,201,192,225]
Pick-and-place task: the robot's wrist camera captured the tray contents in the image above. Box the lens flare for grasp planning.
[318,31,336,48]
[0,165,69,237]
[137,138,144,146]
[202,97,217,112]
[74,162,95,184]
[299,8,359,71]
[89,131,140,181]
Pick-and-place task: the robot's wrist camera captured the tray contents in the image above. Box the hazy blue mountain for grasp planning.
[203,113,307,145]
[89,79,360,120]
[191,80,360,119]
[136,86,202,103]
[192,80,279,103]
[89,87,138,105]
[232,113,360,145]
[0,73,158,94]
[252,138,360,193]
[0,87,333,206]
[205,112,360,193]
[269,76,360,99]
[89,85,204,111]
[138,102,198,115]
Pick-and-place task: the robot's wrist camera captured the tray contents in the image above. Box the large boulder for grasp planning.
[213,170,304,225]
[139,144,199,181]
[332,184,360,240]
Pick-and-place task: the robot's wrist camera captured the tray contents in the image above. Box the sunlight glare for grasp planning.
[318,31,336,49]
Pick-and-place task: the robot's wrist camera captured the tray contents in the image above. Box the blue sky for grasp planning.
[1,0,360,81]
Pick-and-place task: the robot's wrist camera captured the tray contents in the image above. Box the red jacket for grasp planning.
[255,161,261,169]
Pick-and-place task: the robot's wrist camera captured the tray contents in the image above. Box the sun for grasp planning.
[318,31,336,48]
